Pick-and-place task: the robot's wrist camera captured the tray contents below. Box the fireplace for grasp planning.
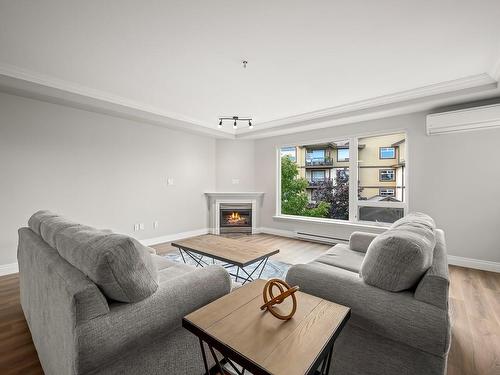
[219,203,252,234]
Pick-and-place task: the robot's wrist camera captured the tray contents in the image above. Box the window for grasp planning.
[280,141,349,221]
[306,149,328,166]
[337,148,349,162]
[280,146,296,162]
[379,188,395,197]
[379,147,395,159]
[379,169,395,181]
[311,170,326,182]
[358,133,406,223]
[278,132,407,225]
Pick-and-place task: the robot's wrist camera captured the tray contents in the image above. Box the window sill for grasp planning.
[272,214,389,231]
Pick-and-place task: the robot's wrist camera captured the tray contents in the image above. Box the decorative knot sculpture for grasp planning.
[260,278,300,320]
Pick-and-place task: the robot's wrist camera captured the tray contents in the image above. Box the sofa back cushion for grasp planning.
[360,212,436,292]
[28,211,158,303]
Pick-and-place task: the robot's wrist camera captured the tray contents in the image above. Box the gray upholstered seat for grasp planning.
[314,243,365,273]
[286,213,451,375]
[18,211,232,375]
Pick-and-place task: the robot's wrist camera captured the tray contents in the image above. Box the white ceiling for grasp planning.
[1,1,500,136]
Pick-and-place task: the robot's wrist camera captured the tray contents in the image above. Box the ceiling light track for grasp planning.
[218,116,253,129]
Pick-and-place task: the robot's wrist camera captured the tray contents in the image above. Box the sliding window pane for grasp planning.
[358,206,404,223]
[358,133,406,203]
[280,141,349,220]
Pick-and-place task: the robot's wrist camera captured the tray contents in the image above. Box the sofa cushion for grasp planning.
[360,213,436,292]
[391,212,436,231]
[28,211,159,303]
[315,244,365,273]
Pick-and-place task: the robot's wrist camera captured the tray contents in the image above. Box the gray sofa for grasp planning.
[18,211,231,375]
[286,213,451,375]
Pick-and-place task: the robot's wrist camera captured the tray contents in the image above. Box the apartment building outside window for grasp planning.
[279,132,406,224]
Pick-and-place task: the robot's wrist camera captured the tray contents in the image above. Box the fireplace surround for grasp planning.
[205,192,264,235]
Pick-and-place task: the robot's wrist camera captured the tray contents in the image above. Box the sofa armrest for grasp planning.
[76,265,231,374]
[348,231,378,253]
[286,262,450,357]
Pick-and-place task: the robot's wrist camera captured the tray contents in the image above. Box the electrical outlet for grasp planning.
[232,178,240,185]
[139,223,145,230]
[153,221,159,229]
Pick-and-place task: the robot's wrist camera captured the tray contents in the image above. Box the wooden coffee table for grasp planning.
[183,279,351,375]
[172,235,279,284]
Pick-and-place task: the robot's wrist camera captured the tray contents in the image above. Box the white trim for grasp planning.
[0,63,234,139]
[204,192,264,199]
[1,63,497,141]
[448,255,500,274]
[140,228,209,246]
[0,262,19,276]
[237,73,498,139]
[490,55,500,81]
[272,215,389,231]
[258,227,296,238]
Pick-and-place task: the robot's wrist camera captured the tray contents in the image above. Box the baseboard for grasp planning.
[140,228,209,246]
[448,255,500,273]
[257,227,296,238]
[0,262,19,276]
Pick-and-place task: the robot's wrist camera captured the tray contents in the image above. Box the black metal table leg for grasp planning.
[199,338,210,375]
[209,345,226,375]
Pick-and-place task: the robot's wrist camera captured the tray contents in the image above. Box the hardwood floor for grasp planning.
[0,234,498,375]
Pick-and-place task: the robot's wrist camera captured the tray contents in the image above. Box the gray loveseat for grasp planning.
[18,211,231,375]
[286,213,451,375]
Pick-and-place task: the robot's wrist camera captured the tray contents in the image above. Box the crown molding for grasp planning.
[0,63,235,139]
[1,63,498,141]
[490,56,500,82]
[237,73,499,139]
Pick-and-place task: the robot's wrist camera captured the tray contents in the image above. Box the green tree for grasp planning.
[281,156,330,218]
[312,170,349,220]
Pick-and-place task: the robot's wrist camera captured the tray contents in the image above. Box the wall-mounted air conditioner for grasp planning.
[426,103,500,135]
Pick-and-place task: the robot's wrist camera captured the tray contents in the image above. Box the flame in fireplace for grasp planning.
[230,212,241,220]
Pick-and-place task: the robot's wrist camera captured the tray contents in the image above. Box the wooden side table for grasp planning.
[183,279,350,375]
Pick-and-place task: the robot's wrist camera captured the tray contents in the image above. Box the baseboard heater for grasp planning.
[295,231,348,245]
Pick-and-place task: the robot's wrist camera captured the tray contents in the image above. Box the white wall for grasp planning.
[255,112,500,264]
[215,139,255,191]
[0,92,216,265]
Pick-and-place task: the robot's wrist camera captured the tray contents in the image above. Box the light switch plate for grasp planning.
[167,177,174,186]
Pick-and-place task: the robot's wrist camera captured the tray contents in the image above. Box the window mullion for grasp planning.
[348,137,358,222]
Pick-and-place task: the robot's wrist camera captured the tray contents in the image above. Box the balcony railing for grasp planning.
[305,157,333,167]
[308,178,333,188]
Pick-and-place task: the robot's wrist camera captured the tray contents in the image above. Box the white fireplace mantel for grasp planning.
[204,192,264,199]
[205,192,264,234]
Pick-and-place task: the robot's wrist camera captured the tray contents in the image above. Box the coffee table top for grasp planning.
[183,279,350,375]
[172,235,279,267]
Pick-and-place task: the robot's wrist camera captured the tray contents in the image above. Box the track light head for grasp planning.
[248,120,253,129]
[218,119,223,128]
[233,121,237,129]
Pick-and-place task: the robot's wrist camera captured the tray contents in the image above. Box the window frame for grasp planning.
[379,168,396,182]
[336,148,349,162]
[379,188,395,197]
[276,130,408,227]
[379,147,396,160]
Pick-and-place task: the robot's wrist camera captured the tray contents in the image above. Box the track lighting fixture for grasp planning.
[217,116,253,130]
